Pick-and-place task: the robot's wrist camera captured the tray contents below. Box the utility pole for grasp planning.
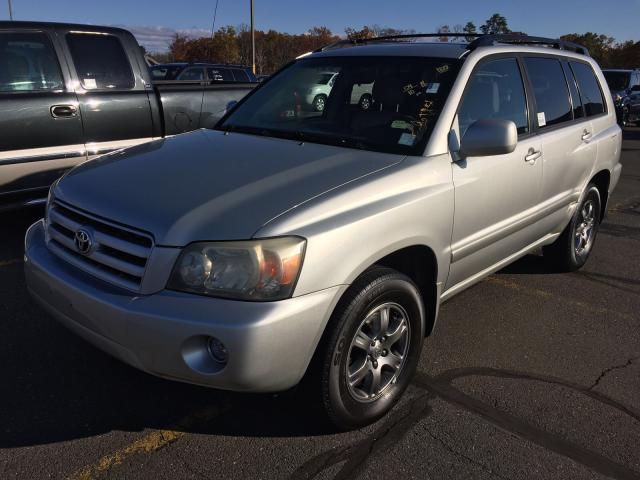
[8,0,13,20]
[250,0,255,74]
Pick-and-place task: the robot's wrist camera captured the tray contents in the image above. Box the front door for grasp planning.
[446,56,543,291]
[0,29,84,202]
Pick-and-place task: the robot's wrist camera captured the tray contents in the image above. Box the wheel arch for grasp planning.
[590,169,611,222]
[369,245,439,337]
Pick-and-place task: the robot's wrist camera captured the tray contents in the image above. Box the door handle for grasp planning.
[50,105,78,118]
[524,148,542,164]
[581,129,592,141]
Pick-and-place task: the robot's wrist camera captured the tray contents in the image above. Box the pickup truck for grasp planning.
[0,21,255,210]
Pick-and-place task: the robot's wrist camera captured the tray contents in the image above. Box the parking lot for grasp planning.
[0,128,638,480]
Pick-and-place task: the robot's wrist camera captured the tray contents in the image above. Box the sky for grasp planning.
[2,0,639,52]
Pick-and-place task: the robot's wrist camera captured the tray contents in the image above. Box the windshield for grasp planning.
[218,56,460,155]
[603,71,631,91]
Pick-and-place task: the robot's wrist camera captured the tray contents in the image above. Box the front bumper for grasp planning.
[24,220,343,392]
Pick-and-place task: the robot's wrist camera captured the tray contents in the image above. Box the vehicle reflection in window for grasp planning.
[219,56,460,155]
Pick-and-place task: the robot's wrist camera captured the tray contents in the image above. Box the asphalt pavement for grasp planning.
[1,128,639,480]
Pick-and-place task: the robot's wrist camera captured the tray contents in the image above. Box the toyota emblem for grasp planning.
[74,229,94,256]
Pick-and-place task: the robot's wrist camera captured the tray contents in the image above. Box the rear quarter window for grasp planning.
[570,62,605,117]
[524,57,572,128]
[67,33,134,90]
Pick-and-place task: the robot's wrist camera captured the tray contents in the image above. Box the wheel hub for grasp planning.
[345,302,411,403]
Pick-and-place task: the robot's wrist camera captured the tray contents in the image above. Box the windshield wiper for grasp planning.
[221,125,375,151]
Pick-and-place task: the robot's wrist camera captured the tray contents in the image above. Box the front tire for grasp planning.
[318,267,425,430]
[543,183,601,271]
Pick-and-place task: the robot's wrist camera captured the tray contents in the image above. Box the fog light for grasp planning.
[207,337,228,364]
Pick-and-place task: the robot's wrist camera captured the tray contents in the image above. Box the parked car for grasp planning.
[303,71,373,111]
[602,68,640,126]
[0,22,256,210]
[150,63,258,83]
[25,34,622,429]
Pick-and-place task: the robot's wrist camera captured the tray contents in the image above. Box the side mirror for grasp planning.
[459,119,518,157]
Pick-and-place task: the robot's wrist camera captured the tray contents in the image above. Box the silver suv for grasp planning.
[24,34,622,429]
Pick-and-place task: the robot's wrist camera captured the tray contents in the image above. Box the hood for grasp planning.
[55,129,403,245]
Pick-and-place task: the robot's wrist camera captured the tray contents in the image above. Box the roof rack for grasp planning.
[315,32,589,56]
[316,33,479,52]
[468,34,589,55]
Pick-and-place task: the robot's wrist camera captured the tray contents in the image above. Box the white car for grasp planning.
[304,72,373,111]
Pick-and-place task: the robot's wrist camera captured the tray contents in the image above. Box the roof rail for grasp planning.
[315,32,589,57]
[315,33,480,52]
[467,34,589,56]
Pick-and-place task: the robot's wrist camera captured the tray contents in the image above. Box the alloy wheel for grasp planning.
[346,302,410,402]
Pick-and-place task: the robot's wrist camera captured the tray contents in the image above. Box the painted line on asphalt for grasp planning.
[487,276,636,322]
[0,258,22,268]
[67,403,229,480]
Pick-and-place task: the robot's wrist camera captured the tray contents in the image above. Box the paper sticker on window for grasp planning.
[83,78,97,90]
[537,112,546,127]
[425,83,440,94]
[398,132,416,146]
[391,120,413,130]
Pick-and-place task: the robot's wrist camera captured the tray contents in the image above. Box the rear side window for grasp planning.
[67,33,134,90]
[570,62,605,117]
[524,57,572,128]
[562,62,584,119]
[232,69,250,82]
[458,57,529,136]
[0,32,64,92]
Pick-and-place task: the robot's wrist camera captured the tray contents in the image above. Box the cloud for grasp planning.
[119,25,212,53]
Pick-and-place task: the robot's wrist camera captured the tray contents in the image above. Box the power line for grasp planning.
[211,0,219,38]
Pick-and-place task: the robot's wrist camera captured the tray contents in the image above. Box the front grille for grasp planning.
[46,200,153,291]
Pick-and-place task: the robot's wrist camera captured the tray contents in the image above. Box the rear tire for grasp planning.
[313,94,327,112]
[543,183,601,272]
[315,266,425,430]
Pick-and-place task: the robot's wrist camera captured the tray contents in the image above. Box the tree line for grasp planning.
[157,13,639,74]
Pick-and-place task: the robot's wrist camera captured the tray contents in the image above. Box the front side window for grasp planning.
[178,67,205,81]
[219,56,460,155]
[0,32,64,92]
[150,65,183,80]
[571,62,605,117]
[524,57,572,128]
[458,57,529,136]
[232,69,250,82]
[67,33,134,90]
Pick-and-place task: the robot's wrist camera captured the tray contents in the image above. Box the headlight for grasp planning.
[167,237,306,301]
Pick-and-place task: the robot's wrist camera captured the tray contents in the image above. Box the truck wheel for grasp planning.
[318,266,424,430]
[313,94,327,112]
[359,94,372,110]
[543,183,601,272]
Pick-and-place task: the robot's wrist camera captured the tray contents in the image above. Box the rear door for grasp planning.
[61,29,154,157]
[447,56,543,290]
[0,29,84,202]
[522,56,596,232]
